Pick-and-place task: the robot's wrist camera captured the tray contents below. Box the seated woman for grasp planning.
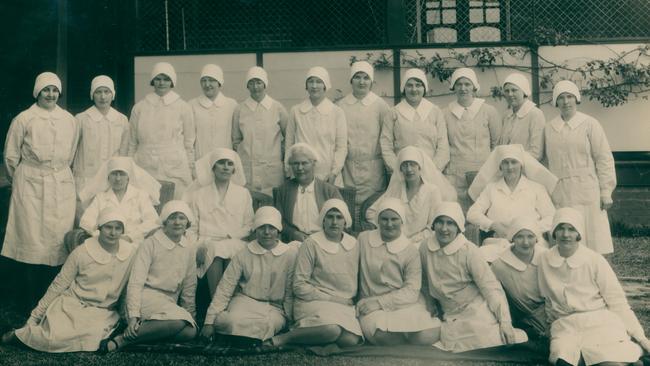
[1,208,135,352]
[539,207,650,366]
[367,146,456,243]
[269,199,362,348]
[184,148,254,297]
[467,144,556,252]
[420,201,527,353]
[105,200,197,352]
[490,216,548,339]
[275,143,343,242]
[358,197,440,345]
[199,206,299,345]
[78,156,160,247]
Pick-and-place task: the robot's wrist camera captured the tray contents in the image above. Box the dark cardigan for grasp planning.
[274,178,343,242]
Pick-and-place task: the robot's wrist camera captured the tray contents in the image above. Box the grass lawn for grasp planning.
[0,237,648,366]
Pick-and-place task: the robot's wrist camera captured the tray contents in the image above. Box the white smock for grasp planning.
[189,93,238,158]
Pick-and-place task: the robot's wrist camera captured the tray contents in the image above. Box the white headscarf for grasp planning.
[551,207,585,240]
[306,66,332,90]
[503,73,531,97]
[384,146,457,202]
[468,144,558,201]
[150,62,177,86]
[376,197,406,223]
[253,206,282,231]
[159,200,194,225]
[507,215,541,243]
[193,148,246,187]
[97,207,127,230]
[78,156,161,206]
[318,198,352,230]
[449,67,480,92]
[433,201,466,232]
[552,80,581,106]
[401,68,428,93]
[246,66,268,87]
[33,72,62,98]
[201,64,224,86]
[350,61,374,82]
[90,75,115,100]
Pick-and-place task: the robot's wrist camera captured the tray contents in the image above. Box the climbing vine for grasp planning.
[350,27,650,108]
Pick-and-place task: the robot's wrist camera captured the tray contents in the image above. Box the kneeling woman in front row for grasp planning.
[1,208,135,352]
[358,197,440,345]
[105,200,198,352]
[420,202,527,353]
[539,208,650,366]
[200,206,299,343]
[269,199,362,348]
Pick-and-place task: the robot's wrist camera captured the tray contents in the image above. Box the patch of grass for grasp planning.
[610,237,650,278]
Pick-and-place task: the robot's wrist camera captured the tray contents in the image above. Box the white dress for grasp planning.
[292,232,362,336]
[2,104,79,266]
[15,238,135,352]
[189,93,238,159]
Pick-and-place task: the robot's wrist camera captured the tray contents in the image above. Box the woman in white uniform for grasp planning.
[2,72,80,310]
[269,199,362,348]
[1,208,135,352]
[127,62,195,199]
[78,156,160,248]
[73,75,129,191]
[420,201,527,353]
[339,61,391,207]
[105,200,198,352]
[380,68,449,174]
[538,207,650,366]
[358,198,440,345]
[232,66,288,195]
[497,73,546,161]
[285,66,347,186]
[200,207,299,345]
[367,146,456,243]
[443,67,501,212]
[189,64,238,158]
[185,148,254,297]
[544,80,616,254]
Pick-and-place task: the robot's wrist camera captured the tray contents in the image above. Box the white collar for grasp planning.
[498,245,545,272]
[198,92,228,108]
[550,111,588,132]
[448,98,485,120]
[247,240,290,256]
[30,103,67,120]
[298,180,315,194]
[298,98,335,114]
[155,229,189,250]
[341,92,379,106]
[107,184,138,204]
[311,231,356,254]
[368,230,411,254]
[395,98,435,121]
[145,91,180,106]
[546,244,589,269]
[85,236,134,264]
[495,175,530,194]
[426,233,468,255]
[244,95,273,111]
[86,106,120,122]
[508,99,535,118]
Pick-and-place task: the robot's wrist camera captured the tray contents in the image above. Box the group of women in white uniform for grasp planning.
[0,59,647,365]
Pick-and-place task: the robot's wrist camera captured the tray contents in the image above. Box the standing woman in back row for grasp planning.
[127,62,195,199]
[2,72,80,311]
[444,67,501,211]
[544,80,616,254]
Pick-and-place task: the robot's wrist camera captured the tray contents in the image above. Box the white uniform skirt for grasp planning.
[571,203,613,255]
[197,238,246,278]
[435,296,527,353]
[214,294,286,340]
[139,287,196,328]
[293,299,362,336]
[359,295,440,337]
[549,309,642,365]
[15,295,119,352]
